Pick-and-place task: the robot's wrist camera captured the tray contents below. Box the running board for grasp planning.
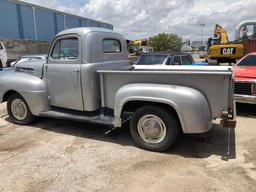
[39,108,115,127]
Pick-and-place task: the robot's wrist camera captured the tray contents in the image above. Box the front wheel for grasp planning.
[129,106,179,152]
[7,93,35,125]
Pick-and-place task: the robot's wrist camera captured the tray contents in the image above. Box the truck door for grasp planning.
[44,35,84,111]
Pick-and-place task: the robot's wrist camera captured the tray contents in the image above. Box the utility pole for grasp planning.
[200,23,205,50]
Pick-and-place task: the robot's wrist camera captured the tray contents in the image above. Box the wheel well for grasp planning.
[2,90,19,102]
[122,100,182,131]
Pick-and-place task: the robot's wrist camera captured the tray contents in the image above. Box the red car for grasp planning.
[234,52,256,104]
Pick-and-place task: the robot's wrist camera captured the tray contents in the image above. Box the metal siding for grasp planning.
[81,19,89,27]
[107,24,113,30]
[20,4,36,40]
[0,0,113,41]
[65,15,79,28]
[16,4,24,39]
[0,0,20,39]
[56,13,64,33]
[35,8,55,41]
[88,20,98,27]
[79,19,82,27]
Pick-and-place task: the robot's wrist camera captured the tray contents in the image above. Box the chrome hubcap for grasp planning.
[137,114,166,144]
[11,99,27,120]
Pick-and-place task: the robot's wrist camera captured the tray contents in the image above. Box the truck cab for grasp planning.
[43,28,128,111]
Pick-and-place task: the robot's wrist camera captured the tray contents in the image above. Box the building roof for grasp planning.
[8,0,112,26]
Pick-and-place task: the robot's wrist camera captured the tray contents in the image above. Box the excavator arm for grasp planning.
[214,24,229,44]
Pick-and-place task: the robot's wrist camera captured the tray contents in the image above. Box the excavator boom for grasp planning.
[214,24,229,44]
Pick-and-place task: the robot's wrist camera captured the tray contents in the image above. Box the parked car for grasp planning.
[134,52,208,68]
[0,41,7,68]
[0,27,236,152]
[234,52,256,104]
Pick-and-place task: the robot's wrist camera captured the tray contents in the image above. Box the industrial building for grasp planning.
[0,0,113,41]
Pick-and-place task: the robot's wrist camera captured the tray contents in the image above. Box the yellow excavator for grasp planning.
[206,24,244,64]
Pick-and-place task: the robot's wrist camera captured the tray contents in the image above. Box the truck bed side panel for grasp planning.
[100,69,233,119]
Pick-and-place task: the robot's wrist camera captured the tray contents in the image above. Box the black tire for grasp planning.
[7,93,35,125]
[129,105,179,152]
[0,60,2,68]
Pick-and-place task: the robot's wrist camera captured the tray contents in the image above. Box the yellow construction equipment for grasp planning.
[206,24,244,64]
[132,39,153,54]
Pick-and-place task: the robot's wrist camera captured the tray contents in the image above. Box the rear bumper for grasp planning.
[220,101,237,129]
[234,94,256,104]
[220,119,237,128]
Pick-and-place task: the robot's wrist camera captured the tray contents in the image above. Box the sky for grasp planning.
[22,0,256,41]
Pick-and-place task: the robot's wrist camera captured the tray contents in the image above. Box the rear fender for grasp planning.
[114,83,212,133]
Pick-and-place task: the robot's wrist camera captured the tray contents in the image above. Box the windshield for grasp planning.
[136,55,167,65]
[237,55,256,66]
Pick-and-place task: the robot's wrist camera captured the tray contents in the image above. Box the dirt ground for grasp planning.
[0,103,256,192]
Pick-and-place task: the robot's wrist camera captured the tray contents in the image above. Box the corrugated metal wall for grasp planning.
[0,0,113,41]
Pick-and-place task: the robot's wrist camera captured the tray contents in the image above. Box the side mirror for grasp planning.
[10,62,15,67]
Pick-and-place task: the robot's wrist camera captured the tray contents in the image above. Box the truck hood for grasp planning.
[234,66,256,81]
[13,59,46,78]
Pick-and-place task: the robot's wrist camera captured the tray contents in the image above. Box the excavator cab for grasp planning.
[207,37,220,51]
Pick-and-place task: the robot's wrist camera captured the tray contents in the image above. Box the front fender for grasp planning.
[0,71,49,115]
[115,83,212,133]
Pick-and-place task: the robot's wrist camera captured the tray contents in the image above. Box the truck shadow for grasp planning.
[5,116,235,160]
[170,125,236,160]
[236,103,256,118]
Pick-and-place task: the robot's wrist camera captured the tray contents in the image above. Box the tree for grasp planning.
[149,33,183,52]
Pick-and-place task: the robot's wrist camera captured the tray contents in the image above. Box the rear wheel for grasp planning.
[7,93,35,125]
[0,60,2,68]
[129,105,179,152]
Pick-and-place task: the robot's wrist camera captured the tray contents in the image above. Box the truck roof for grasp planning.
[57,27,117,37]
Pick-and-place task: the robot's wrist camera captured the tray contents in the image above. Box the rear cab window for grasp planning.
[103,39,121,53]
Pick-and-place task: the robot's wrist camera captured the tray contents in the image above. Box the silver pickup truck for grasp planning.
[0,28,236,151]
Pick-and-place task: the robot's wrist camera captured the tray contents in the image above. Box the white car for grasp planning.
[0,41,7,68]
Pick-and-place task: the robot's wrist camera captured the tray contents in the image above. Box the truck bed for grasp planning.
[98,66,234,119]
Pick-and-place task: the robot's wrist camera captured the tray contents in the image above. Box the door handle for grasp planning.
[72,69,80,73]
[44,65,48,73]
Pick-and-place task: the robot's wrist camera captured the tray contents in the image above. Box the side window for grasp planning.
[0,43,3,50]
[165,57,171,65]
[103,39,121,53]
[181,56,193,65]
[51,37,79,60]
[171,56,181,65]
[51,41,60,59]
